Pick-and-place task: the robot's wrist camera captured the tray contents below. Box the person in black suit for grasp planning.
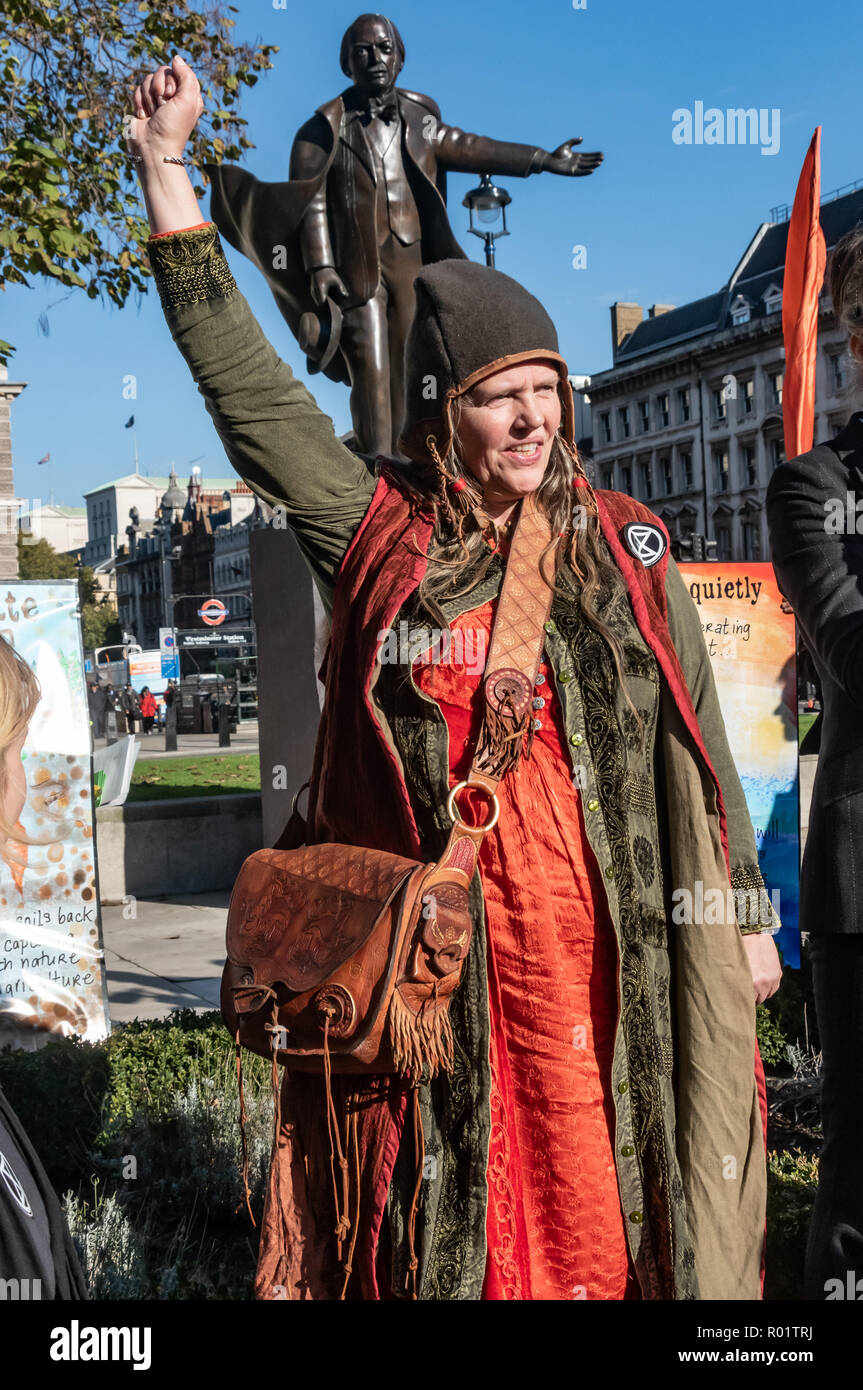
[206,13,602,456]
[766,223,863,1299]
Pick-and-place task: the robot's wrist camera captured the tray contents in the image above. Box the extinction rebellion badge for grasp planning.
[622,522,667,569]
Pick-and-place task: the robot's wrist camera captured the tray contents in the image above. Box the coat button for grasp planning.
[620,1144,635,1157]
[617,1080,628,1094]
[569,732,583,746]
[557,670,572,683]
[535,673,546,685]
[587,798,599,812]
[629,1211,644,1224]
[544,620,556,634]
[532,719,542,730]
[605,863,615,880]
[532,697,545,709]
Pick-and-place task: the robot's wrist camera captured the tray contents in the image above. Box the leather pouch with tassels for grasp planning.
[221,836,478,1078]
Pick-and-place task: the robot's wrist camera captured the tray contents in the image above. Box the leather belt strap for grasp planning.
[468,489,556,794]
[433,490,558,887]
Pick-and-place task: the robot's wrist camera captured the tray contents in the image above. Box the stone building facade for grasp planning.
[583,185,863,561]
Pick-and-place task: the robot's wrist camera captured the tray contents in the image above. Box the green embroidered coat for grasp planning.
[148,226,772,1300]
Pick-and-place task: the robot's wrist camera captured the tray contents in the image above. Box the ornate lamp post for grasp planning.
[463,174,511,268]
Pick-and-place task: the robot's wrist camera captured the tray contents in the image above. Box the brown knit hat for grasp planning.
[397,259,576,461]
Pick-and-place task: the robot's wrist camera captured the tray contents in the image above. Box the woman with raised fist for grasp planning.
[129,56,780,1303]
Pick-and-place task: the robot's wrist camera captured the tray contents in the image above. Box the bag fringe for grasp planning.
[388,987,455,1079]
[473,699,529,781]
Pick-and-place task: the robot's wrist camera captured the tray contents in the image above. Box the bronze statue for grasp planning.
[206,13,603,457]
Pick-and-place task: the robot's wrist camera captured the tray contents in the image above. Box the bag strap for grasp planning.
[427,490,557,892]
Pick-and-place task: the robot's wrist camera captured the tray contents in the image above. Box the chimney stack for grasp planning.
[610,302,644,359]
[649,303,676,319]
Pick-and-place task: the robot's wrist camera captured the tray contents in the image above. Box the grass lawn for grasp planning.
[798,711,818,746]
[127,753,261,802]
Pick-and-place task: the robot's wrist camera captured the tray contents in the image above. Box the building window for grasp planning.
[713,449,729,492]
[657,393,670,428]
[661,456,673,495]
[681,451,694,490]
[599,411,612,443]
[769,370,784,406]
[621,465,632,494]
[771,438,785,469]
[678,387,691,423]
[764,287,783,316]
[742,443,757,486]
[602,469,613,490]
[638,400,650,434]
[742,520,762,561]
[716,526,733,561]
[828,352,845,393]
[712,388,727,423]
[731,301,751,326]
[640,461,653,499]
[618,406,631,439]
[740,378,754,416]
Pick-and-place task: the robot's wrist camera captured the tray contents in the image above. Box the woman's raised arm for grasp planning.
[127,57,376,613]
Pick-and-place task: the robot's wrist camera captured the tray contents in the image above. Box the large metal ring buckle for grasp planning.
[446,780,501,831]
[291,779,310,818]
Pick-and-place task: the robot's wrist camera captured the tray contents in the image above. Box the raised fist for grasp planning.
[127,54,204,159]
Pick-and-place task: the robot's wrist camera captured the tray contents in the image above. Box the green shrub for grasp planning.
[1,1011,274,1299]
[0,1009,270,1194]
[765,1149,819,1301]
[756,1003,789,1070]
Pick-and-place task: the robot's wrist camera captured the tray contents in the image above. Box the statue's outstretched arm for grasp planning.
[435,122,603,178]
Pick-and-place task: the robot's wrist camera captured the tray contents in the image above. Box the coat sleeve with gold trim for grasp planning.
[146,223,376,614]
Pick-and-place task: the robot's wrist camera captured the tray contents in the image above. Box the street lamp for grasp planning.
[463,174,511,268]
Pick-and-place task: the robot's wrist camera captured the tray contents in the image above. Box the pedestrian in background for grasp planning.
[139,687,157,736]
[122,684,141,735]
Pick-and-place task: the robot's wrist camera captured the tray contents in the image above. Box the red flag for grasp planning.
[782,127,827,459]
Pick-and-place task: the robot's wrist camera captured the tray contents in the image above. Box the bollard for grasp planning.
[165,701,178,753]
[218,701,231,748]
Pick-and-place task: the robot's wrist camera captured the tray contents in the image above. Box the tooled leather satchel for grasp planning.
[221,491,556,1295]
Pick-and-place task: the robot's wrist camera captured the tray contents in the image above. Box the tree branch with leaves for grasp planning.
[0,0,277,364]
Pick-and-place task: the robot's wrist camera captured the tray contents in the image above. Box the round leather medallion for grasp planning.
[484,667,532,717]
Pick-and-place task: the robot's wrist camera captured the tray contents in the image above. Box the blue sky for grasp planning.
[2,0,858,511]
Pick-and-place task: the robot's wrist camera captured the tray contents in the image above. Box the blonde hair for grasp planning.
[0,637,41,851]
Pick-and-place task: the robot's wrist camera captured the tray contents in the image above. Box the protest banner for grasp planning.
[679,561,800,965]
[0,581,110,1046]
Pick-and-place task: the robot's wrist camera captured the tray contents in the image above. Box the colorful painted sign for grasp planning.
[679,562,800,966]
[0,582,110,1045]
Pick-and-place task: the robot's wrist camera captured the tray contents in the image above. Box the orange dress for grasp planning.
[415,595,638,1301]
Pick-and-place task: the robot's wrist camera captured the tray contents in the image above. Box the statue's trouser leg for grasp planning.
[340,289,392,457]
[378,233,424,450]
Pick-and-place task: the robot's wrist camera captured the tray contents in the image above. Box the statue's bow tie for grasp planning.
[365,95,398,123]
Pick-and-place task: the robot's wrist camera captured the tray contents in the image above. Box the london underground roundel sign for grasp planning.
[198,598,228,627]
